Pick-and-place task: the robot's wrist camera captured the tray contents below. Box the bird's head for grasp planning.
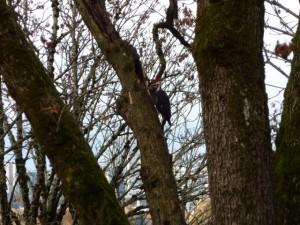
[149,77,162,90]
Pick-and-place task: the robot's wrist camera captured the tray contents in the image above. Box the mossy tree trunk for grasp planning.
[73,1,186,225]
[0,1,130,225]
[275,15,300,225]
[192,1,275,224]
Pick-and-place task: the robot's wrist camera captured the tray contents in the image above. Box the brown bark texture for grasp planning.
[275,15,300,225]
[0,1,130,225]
[193,1,275,224]
[73,1,186,225]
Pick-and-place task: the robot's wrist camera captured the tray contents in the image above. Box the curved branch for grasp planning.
[152,0,191,78]
[152,24,166,79]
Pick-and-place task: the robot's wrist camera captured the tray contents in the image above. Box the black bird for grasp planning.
[155,89,172,130]
[149,78,172,130]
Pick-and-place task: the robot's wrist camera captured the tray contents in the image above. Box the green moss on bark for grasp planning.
[275,21,300,224]
[72,1,187,224]
[0,1,130,225]
[192,1,274,224]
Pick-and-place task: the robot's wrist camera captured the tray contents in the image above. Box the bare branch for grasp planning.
[266,0,299,19]
[152,0,191,78]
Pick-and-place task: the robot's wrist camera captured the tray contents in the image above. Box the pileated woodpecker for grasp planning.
[149,78,171,130]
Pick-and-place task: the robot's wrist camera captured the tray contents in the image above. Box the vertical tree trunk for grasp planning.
[275,16,300,225]
[0,1,130,225]
[193,1,275,224]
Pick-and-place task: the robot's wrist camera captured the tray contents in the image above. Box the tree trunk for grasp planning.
[73,1,186,225]
[275,16,300,225]
[192,1,275,224]
[0,1,129,225]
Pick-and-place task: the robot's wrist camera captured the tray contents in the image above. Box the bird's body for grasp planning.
[149,77,172,130]
[155,89,171,129]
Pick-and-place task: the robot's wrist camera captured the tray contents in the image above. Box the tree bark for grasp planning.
[73,1,186,225]
[275,16,300,225]
[193,1,275,224]
[0,1,129,225]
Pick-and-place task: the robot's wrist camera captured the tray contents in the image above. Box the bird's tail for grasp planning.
[167,119,171,126]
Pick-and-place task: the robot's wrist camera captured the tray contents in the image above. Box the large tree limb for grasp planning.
[0,1,129,225]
